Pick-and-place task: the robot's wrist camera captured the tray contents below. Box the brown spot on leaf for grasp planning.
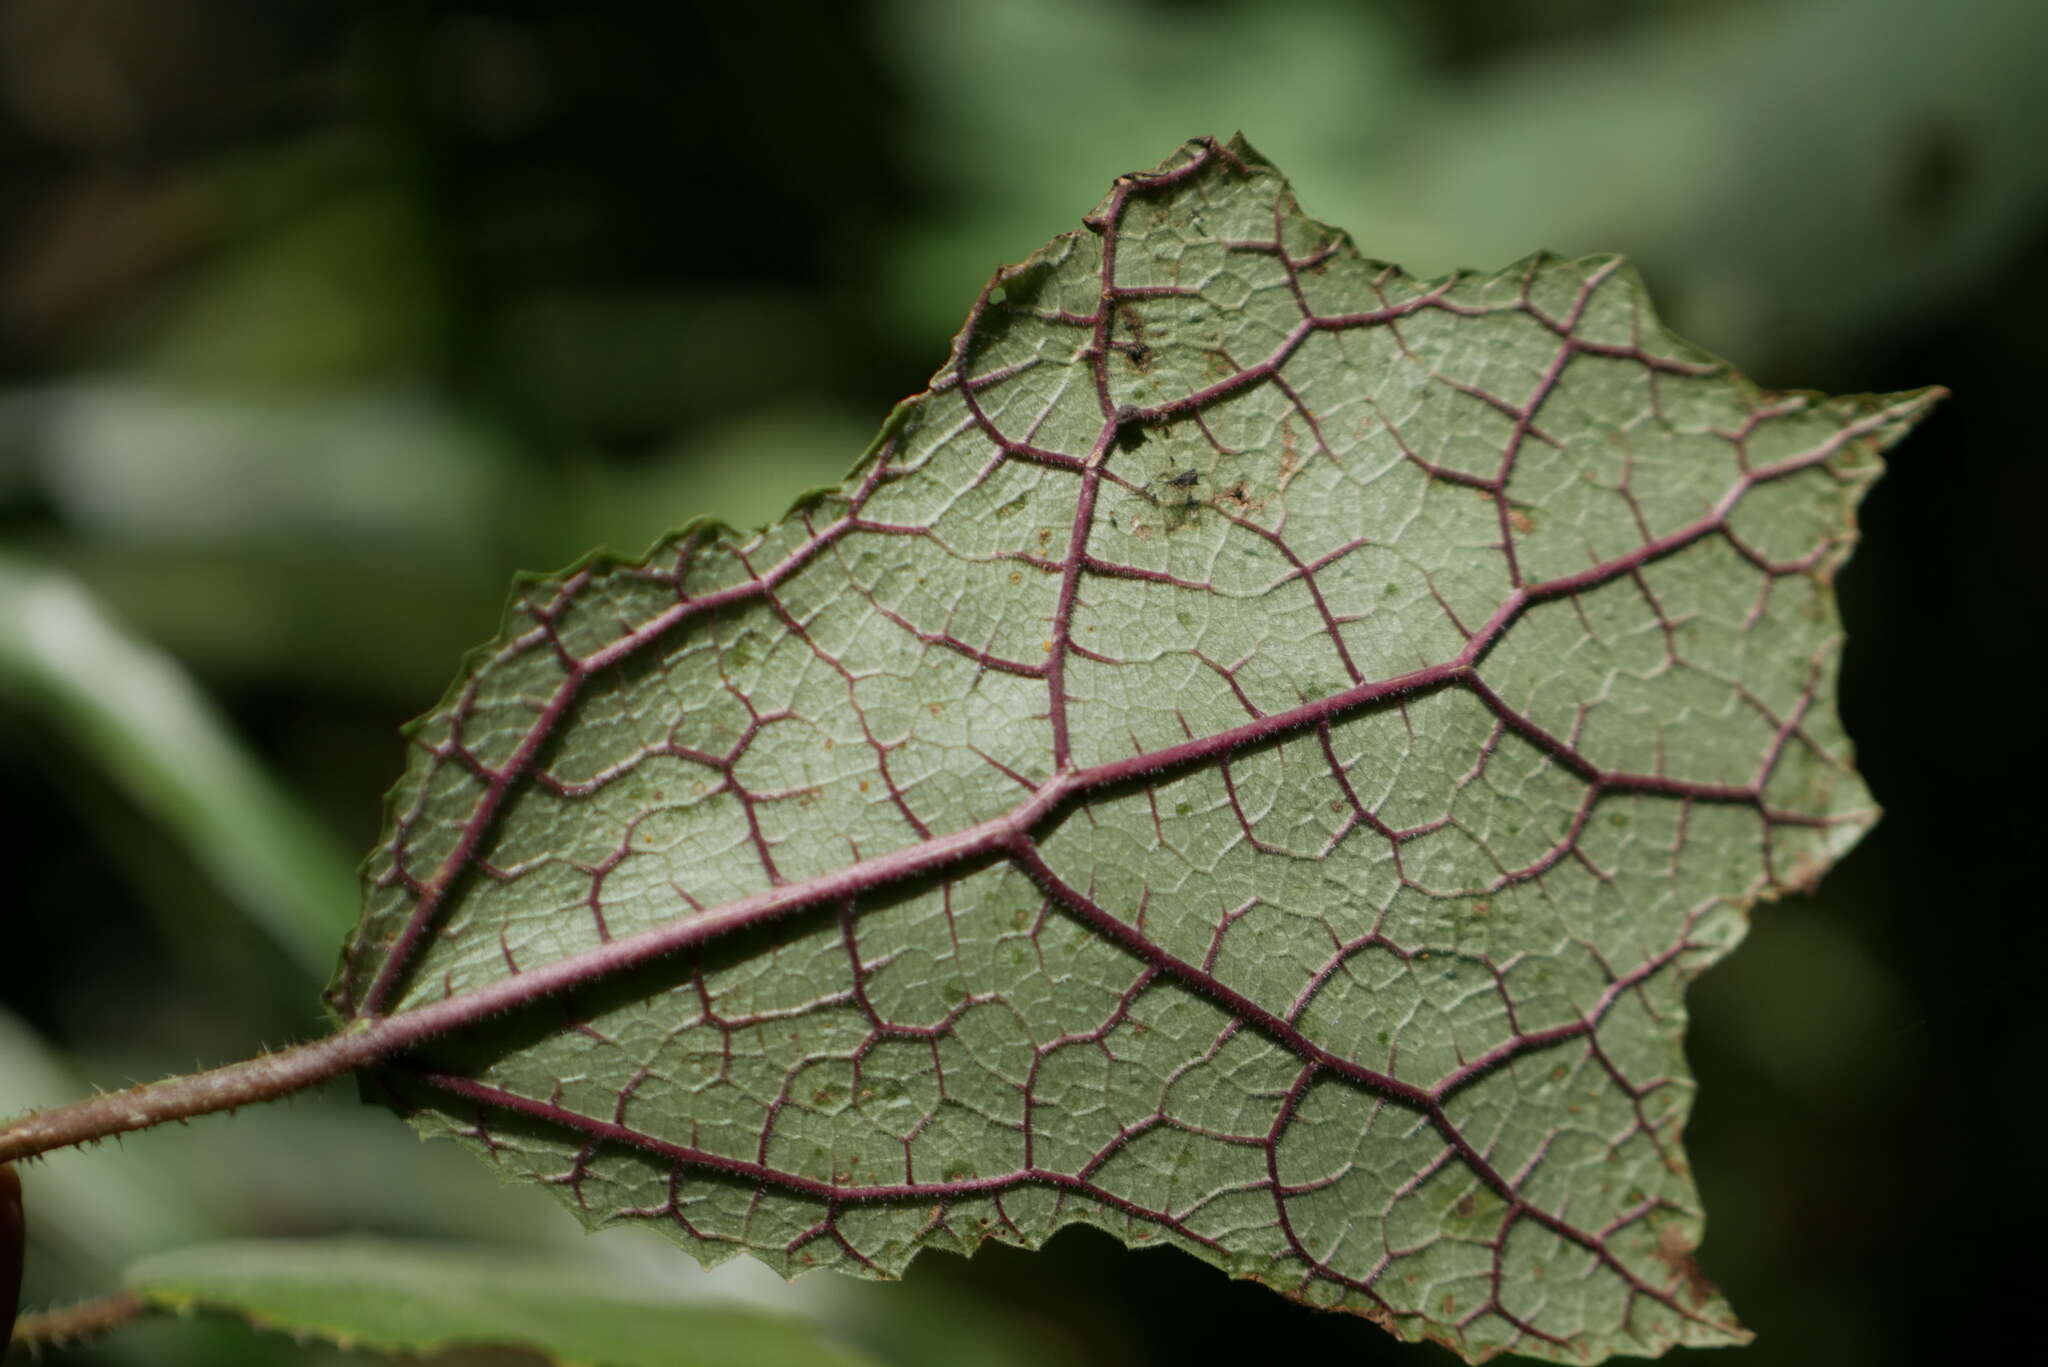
[1650,1222,1717,1308]
[1779,851,1827,897]
[1216,479,1265,514]
[1508,508,1535,534]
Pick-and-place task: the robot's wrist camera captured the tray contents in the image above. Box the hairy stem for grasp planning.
[2,773,1085,1165]
[8,1291,146,1354]
[0,1033,377,1166]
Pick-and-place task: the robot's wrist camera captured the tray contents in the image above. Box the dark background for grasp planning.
[1,2,2040,1364]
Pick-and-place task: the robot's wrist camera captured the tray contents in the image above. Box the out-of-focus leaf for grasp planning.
[52,545,508,702]
[123,1239,885,1367]
[144,187,444,389]
[0,559,354,973]
[35,381,502,559]
[882,0,2048,367]
[567,407,878,555]
[877,0,1419,340]
[0,1007,858,1365]
[331,137,1937,1361]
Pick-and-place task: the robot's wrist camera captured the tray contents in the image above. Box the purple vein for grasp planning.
[351,389,1921,1034]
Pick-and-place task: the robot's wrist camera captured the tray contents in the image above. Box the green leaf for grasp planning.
[332,136,1939,1362]
[123,1238,883,1367]
[0,558,357,975]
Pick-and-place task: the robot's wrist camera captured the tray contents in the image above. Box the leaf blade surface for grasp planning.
[333,136,1938,1362]
[124,1238,883,1367]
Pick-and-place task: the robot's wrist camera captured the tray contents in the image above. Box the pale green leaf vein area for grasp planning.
[124,1238,881,1367]
[332,135,1941,1362]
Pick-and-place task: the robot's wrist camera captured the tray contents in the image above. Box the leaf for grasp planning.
[122,1238,883,1367]
[0,558,357,975]
[331,136,1939,1362]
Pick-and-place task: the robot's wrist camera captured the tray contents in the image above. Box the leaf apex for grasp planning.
[339,133,1943,1365]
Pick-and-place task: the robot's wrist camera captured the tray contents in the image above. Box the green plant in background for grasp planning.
[1,136,1938,1365]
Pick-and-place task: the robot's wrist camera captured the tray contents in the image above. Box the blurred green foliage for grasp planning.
[1,2,2038,1364]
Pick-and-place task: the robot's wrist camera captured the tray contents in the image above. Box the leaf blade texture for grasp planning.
[123,1238,884,1367]
[332,136,1938,1362]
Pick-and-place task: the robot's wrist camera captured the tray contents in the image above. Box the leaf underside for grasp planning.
[332,136,1937,1363]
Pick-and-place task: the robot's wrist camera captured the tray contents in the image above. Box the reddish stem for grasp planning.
[2,1164,21,1351]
